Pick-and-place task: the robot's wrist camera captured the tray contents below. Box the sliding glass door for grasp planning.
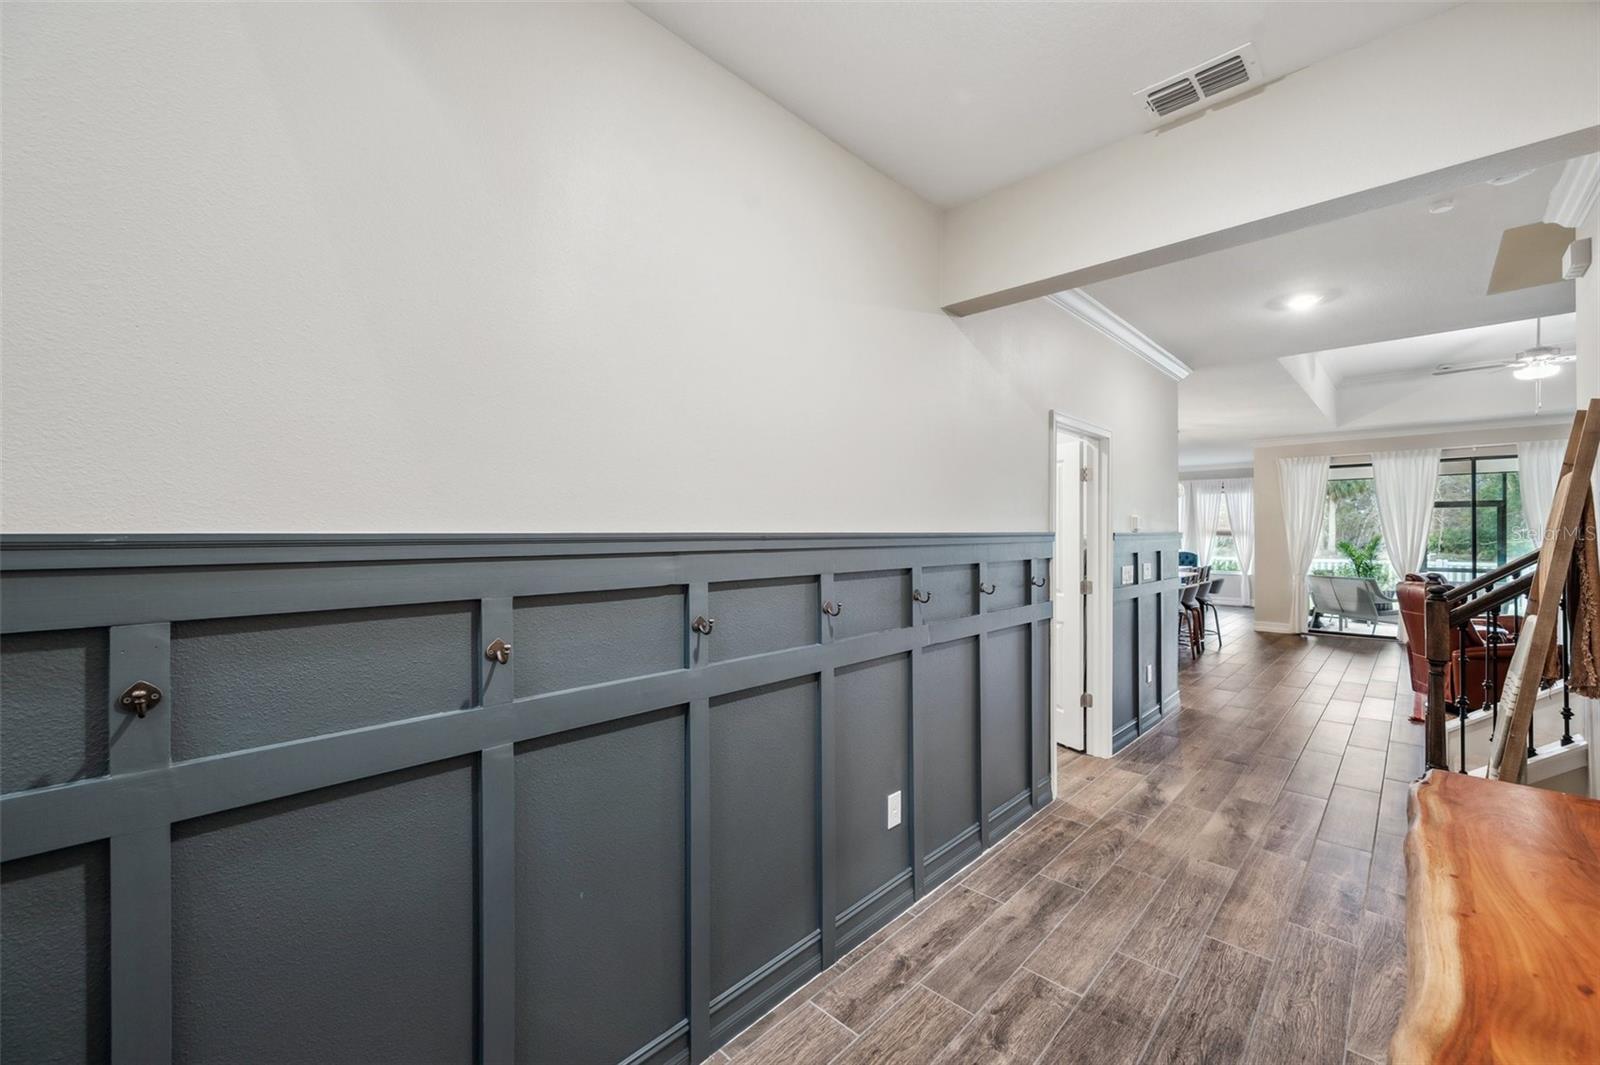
[1424,456,1535,583]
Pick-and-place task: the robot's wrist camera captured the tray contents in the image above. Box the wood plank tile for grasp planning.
[1347,718,1391,752]
[1189,796,1271,869]
[832,985,969,1065]
[1335,746,1386,793]
[1260,791,1328,860]
[1039,808,1148,891]
[1383,742,1425,782]
[1114,761,1195,820]
[1288,840,1371,943]
[1117,802,1212,880]
[1284,749,1342,799]
[737,1003,856,1065]
[963,815,1087,902]
[1364,831,1406,922]
[815,885,997,1031]
[1307,720,1354,755]
[1118,858,1236,976]
[1026,865,1161,993]
[1173,764,1242,812]
[1055,766,1146,823]
[929,969,1076,1065]
[1208,848,1307,957]
[1346,911,1406,1064]
[1234,754,1295,805]
[1242,923,1357,1065]
[922,876,1080,1012]
[1321,699,1361,724]
[1318,785,1381,852]
[1035,953,1177,1065]
[1140,937,1272,1065]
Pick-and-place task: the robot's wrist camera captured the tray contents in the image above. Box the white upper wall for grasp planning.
[941,2,1600,313]
[0,2,1176,534]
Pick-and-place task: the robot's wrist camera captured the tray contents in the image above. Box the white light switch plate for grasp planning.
[887,790,902,829]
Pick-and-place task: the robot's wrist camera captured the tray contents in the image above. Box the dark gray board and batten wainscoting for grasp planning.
[1111,532,1182,753]
[0,532,1053,1065]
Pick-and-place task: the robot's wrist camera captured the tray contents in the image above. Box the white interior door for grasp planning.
[1053,434,1087,750]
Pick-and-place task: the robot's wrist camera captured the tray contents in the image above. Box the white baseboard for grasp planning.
[1253,620,1295,634]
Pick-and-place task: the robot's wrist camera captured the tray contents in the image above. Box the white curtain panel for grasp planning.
[1371,448,1442,645]
[1518,438,1565,549]
[1221,477,1255,602]
[1278,456,1331,635]
[1179,483,1190,552]
[1188,481,1225,566]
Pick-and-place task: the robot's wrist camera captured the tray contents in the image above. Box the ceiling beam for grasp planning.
[940,2,1600,317]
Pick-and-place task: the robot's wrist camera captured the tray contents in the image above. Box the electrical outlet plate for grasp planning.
[887,790,902,829]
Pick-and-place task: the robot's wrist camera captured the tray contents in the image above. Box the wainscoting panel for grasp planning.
[830,570,910,640]
[0,532,1051,1065]
[515,708,688,1065]
[1111,533,1182,753]
[921,564,977,621]
[0,628,109,794]
[833,654,912,917]
[0,841,109,1065]
[707,577,820,663]
[170,604,477,761]
[709,677,821,999]
[919,636,981,872]
[171,759,477,1064]
[983,625,1031,827]
[512,585,686,697]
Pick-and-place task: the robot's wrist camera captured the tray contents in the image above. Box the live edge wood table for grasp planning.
[1392,770,1600,1064]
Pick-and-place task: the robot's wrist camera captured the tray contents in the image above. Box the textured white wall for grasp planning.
[1,2,1176,534]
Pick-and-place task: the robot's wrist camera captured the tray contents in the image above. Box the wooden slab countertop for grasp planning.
[1392,769,1600,1064]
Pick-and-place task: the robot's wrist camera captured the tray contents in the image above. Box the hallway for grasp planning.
[722,608,1415,1064]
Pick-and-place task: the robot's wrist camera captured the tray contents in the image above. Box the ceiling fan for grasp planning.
[1432,317,1575,380]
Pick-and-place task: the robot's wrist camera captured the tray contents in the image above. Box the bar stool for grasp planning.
[1179,582,1203,657]
[1196,577,1225,649]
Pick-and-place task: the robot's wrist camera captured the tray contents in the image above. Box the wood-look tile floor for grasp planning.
[720,608,1416,1065]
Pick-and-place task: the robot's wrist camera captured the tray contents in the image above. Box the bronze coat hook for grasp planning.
[912,589,932,604]
[821,600,843,617]
[692,616,716,635]
[978,582,996,595]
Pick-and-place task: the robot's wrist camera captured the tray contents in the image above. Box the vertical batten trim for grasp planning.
[975,563,990,847]
[108,622,173,1065]
[687,697,712,1062]
[1027,559,1045,807]
[908,566,927,898]
[818,661,838,967]
[477,743,515,1065]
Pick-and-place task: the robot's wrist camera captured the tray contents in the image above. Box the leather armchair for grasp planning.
[1397,574,1515,721]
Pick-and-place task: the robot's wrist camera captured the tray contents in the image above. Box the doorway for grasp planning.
[1050,412,1112,773]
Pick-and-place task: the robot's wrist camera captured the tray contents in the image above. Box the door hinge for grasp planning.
[1080,579,1093,595]
[1080,692,1094,709]
[1080,466,1092,482]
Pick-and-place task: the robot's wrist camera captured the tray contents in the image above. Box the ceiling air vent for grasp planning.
[1137,43,1263,124]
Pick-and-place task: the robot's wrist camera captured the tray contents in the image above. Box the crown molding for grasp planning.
[1046,290,1192,381]
[1546,153,1600,229]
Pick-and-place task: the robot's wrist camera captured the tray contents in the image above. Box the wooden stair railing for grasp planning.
[1424,398,1599,779]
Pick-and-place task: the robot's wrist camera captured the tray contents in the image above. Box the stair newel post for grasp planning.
[1424,582,1451,772]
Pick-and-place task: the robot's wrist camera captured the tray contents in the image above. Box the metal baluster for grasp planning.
[1456,621,1471,773]
[1562,580,1575,746]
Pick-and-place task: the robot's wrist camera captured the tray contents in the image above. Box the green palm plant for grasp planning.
[1337,535,1384,581]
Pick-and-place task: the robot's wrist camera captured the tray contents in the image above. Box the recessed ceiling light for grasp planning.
[1282,292,1324,312]
[1487,170,1536,187]
[1428,198,1455,214]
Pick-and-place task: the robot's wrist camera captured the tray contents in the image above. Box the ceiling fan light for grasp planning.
[1513,361,1560,381]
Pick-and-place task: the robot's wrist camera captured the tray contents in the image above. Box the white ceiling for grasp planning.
[1087,160,1576,370]
[1178,315,1580,468]
[637,1,1452,206]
